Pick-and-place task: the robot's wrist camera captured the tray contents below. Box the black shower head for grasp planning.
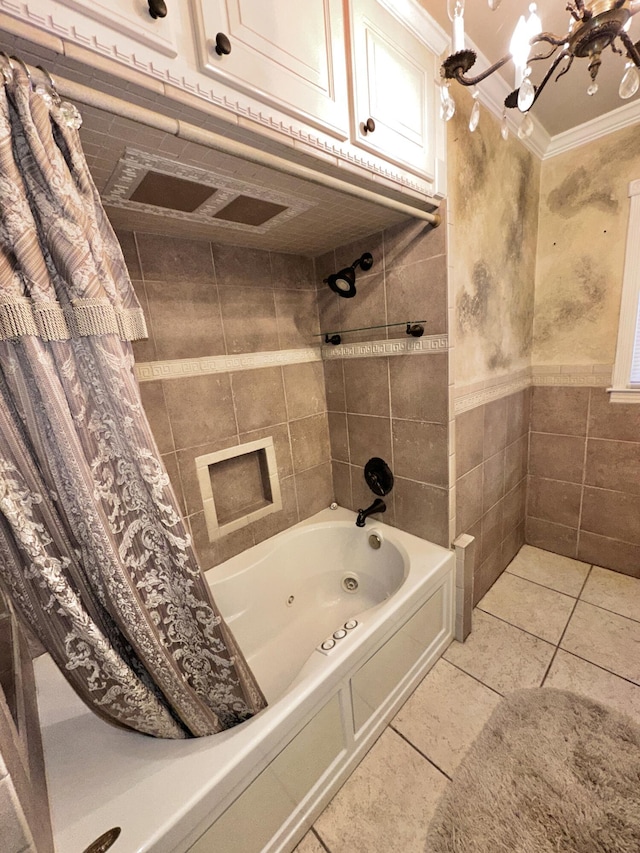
[324,252,374,298]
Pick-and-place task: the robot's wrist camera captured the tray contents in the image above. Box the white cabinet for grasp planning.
[55,0,178,57]
[348,0,439,180]
[190,0,350,139]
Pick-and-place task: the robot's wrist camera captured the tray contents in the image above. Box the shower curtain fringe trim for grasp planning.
[0,297,148,342]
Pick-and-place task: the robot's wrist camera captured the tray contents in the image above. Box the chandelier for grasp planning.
[440,0,640,139]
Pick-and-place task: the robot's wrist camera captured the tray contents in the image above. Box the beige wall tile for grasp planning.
[283,362,326,420]
[296,463,333,520]
[290,414,331,473]
[389,354,448,424]
[232,367,286,433]
[483,397,507,460]
[252,476,299,545]
[144,278,225,360]
[577,532,640,578]
[504,434,528,493]
[239,423,293,480]
[506,388,530,445]
[530,386,590,436]
[502,480,527,537]
[581,486,640,546]
[139,380,174,454]
[346,414,392,468]
[323,360,346,412]
[585,438,640,494]
[393,478,448,547]
[163,374,236,451]
[274,289,320,348]
[219,287,279,354]
[529,432,585,484]
[528,476,582,529]
[456,465,483,534]
[482,451,505,514]
[136,233,214,282]
[386,255,448,336]
[115,229,142,280]
[455,405,484,477]
[343,358,390,416]
[383,218,445,267]
[130,280,158,363]
[177,437,240,517]
[392,420,448,487]
[332,461,352,508]
[213,244,272,288]
[588,388,640,442]
[525,517,578,559]
[270,252,315,290]
[338,272,386,342]
[327,412,349,463]
[334,232,384,274]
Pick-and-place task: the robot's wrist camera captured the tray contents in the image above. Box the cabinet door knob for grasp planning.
[215,32,232,56]
[362,117,375,134]
[147,0,167,19]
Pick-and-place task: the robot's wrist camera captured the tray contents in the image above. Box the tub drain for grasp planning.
[342,574,359,593]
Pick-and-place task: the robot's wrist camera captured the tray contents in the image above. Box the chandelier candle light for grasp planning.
[440,0,640,137]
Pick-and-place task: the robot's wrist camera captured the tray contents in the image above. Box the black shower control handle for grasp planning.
[147,0,167,19]
[215,32,232,56]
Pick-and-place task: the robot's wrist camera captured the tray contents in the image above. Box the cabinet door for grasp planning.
[348,0,437,179]
[190,0,349,138]
[55,0,178,56]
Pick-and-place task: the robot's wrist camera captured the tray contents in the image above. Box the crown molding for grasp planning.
[543,97,640,159]
[376,0,450,55]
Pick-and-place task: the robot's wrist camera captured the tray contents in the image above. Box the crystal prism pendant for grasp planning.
[517,113,534,139]
[587,81,599,96]
[518,68,535,112]
[500,111,509,140]
[440,83,456,122]
[469,92,480,132]
[619,62,640,100]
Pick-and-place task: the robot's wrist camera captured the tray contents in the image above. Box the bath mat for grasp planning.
[425,688,640,853]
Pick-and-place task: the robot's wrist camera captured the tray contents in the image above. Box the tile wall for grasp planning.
[118,231,333,569]
[318,219,450,548]
[455,389,530,605]
[526,385,640,577]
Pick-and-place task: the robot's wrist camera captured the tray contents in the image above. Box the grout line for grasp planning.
[474,605,565,646]
[576,597,640,626]
[311,827,333,853]
[540,565,593,687]
[389,725,453,781]
[552,647,640,690]
[440,657,505,699]
[575,390,592,558]
[502,568,582,599]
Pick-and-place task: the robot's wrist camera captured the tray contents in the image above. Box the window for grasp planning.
[610,178,640,403]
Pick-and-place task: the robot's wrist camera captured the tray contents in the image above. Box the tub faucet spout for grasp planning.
[355,498,386,527]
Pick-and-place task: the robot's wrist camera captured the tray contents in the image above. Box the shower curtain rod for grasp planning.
[18,59,441,227]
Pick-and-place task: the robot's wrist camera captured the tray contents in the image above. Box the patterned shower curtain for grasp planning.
[0,65,266,738]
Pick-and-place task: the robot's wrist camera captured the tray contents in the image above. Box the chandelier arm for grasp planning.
[528,43,562,62]
[448,53,512,86]
[530,49,572,107]
[554,53,574,82]
[531,32,571,48]
[619,30,640,67]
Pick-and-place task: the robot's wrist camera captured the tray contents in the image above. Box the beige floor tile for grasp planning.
[544,649,640,725]
[580,565,640,623]
[314,729,447,853]
[392,659,501,777]
[561,600,640,684]
[506,544,590,596]
[477,572,575,644]
[294,831,326,853]
[444,609,555,695]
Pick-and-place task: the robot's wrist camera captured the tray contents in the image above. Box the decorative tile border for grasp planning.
[454,364,614,414]
[135,347,321,382]
[321,335,448,360]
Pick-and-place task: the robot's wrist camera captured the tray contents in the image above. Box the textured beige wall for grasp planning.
[533,123,640,366]
[448,91,541,387]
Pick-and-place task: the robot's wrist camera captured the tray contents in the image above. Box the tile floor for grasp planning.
[294,544,640,853]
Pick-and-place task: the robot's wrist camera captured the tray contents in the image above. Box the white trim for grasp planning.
[195,437,282,542]
[454,370,531,415]
[134,348,321,382]
[544,100,640,160]
[320,335,448,359]
[610,178,640,403]
[375,0,449,55]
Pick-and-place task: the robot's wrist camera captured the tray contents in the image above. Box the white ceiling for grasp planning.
[423,0,640,137]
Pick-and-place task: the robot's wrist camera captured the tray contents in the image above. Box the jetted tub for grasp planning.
[33,506,454,853]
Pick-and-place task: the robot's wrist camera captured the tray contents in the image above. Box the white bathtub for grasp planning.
[33,507,454,853]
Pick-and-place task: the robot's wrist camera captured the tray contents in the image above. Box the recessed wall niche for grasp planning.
[196,437,282,541]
